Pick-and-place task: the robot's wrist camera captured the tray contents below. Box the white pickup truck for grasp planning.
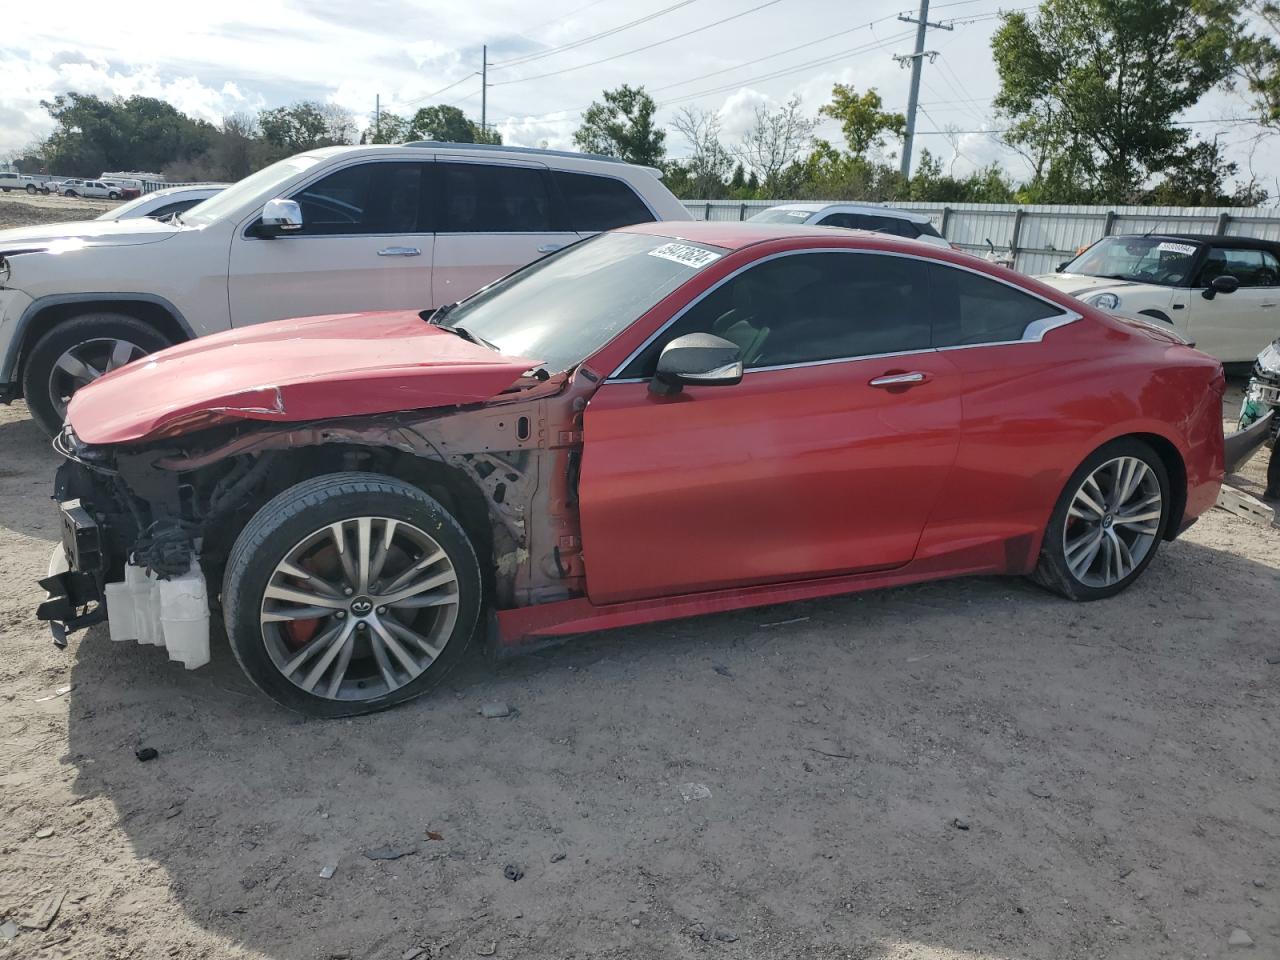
[59,179,123,199]
[0,142,689,434]
[0,173,55,195]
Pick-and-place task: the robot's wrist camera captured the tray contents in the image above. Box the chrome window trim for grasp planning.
[605,246,1078,381]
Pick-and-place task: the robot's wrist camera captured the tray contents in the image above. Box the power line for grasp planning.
[659,28,918,106]
[650,11,904,94]
[493,0,787,86]
[493,0,701,69]
[394,72,480,111]
[517,0,614,39]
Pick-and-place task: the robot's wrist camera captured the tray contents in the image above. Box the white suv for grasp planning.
[0,142,689,433]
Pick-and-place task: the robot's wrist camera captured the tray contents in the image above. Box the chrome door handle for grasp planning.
[869,371,927,387]
[537,243,564,254]
[377,246,421,257]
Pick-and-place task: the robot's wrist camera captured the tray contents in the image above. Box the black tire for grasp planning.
[41,187,52,195]
[1031,438,1171,601]
[25,184,37,195]
[21,313,172,436]
[63,190,77,197]
[108,191,120,200]
[222,472,482,717]
[1,187,8,193]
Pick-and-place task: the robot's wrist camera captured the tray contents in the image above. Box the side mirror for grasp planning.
[650,333,743,396]
[257,198,303,237]
[1202,274,1240,300]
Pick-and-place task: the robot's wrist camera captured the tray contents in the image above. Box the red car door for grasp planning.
[578,249,962,606]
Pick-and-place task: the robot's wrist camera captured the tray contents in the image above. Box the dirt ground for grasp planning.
[0,223,1278,957]
[0,193,120,230]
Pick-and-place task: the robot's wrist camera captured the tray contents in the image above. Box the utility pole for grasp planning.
[895,0,951,179]
[375,94,381,141]
[481,45,488,138]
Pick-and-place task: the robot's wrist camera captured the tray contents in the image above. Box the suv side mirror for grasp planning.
[1202,274,1240,300]
[650,333,743,396]
[257,198,303,237]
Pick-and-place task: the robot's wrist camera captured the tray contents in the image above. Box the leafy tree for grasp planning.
[1145,136,1269,204]
[573,85,666,165]
[729,163,746,190]
[366,110,411,144]
[819,85,906,160]
[259,101,354,153]
[734,96,816,190]
[409,105,475,142]
[992,0,1241,201]
[39,93,216,176]
[1236,2,1280,127]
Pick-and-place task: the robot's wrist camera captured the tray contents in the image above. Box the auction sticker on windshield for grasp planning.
[647,243,721,269]
[1156,241,1198,256]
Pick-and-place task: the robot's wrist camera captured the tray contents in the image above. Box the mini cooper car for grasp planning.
[39,222,1227,716]
[1037,234,1280,363]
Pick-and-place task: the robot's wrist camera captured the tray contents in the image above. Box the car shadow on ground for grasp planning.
[56,531,1280,960]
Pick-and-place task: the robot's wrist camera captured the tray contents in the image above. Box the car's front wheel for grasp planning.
[108,191,120,199]
[222,473,482,717]
[25,183,37,194]
[22,313,171,436]
[63,189,77,197]
[1032,438,1171,600]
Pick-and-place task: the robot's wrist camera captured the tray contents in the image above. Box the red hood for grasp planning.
[67,311,539,445]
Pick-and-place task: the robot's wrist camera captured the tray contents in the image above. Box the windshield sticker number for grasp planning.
[648,243,721,269]
[1156,241,1197,256]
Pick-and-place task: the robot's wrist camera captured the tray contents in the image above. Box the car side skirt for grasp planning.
[495,535,1033,646]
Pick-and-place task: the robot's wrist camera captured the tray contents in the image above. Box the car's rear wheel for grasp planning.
[21,313,171,436]
[63,189,77,197]
[222,473,482,717]
[25,183,37,194]
[1032,439,1170,600]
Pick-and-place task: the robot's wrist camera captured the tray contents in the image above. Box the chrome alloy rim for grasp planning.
[1062,456,1163,588]
[49,338,146,416]
[260,517,460,701]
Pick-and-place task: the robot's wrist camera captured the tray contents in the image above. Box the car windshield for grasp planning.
[96,193,164,220]
[747,208,816,224]
[180,156,321,225]
[438,232,727,373]
[1062,236,1201,286]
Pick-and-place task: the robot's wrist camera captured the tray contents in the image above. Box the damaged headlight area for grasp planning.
[38,424,279,666]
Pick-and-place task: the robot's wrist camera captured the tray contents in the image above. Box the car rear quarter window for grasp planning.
[623,251,934,376]
[553,171,654,231]
[289,161,429,235]
[440,162,554,233]
[929,264,1065,347]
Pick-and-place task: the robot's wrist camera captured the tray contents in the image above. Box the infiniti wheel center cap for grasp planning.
[349,596,374,616]
[1102,514,1114,529]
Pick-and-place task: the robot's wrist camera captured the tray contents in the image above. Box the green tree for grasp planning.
[259,101,354,153]
[366,110,411,144]
[409,104,475,142]
[992,0,1240,201]
[1236,2,1280,127]
[39,93,216,176]
[819,84,906,160]
[574,85,666,165]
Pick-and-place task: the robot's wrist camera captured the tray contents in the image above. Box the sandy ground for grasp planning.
[0,193,120,229]
[0,383,1277,960]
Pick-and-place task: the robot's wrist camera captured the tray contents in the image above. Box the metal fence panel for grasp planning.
[683,199,1280,275]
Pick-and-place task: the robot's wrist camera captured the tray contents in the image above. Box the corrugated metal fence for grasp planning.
[682,199,1280,275]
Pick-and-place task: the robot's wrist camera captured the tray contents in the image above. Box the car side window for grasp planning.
[552,171,654,231]
[439,162,554,233]
[930,264,1065,347]
[1198,247,1280,288]
[818,213,918,238]
[288,162,428,236]
[620,252,933,378]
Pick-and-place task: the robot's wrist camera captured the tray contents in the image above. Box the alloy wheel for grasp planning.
[1062,456,1163,588]
[48,337,146,416]
[259,517,460,702]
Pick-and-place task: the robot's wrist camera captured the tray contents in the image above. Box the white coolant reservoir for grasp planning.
[103,558,210,670]
[158,559,210,670]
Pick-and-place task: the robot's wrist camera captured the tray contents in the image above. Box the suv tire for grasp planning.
[22,312,172,436]
[222,472,482,717]
[25,183,37,195]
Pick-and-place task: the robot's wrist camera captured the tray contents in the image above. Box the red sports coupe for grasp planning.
[40,221,1226,716]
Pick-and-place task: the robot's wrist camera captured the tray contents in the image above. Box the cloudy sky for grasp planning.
[2,0,1275,188]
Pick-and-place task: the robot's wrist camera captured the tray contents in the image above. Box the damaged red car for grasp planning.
[39,222,1226,716]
